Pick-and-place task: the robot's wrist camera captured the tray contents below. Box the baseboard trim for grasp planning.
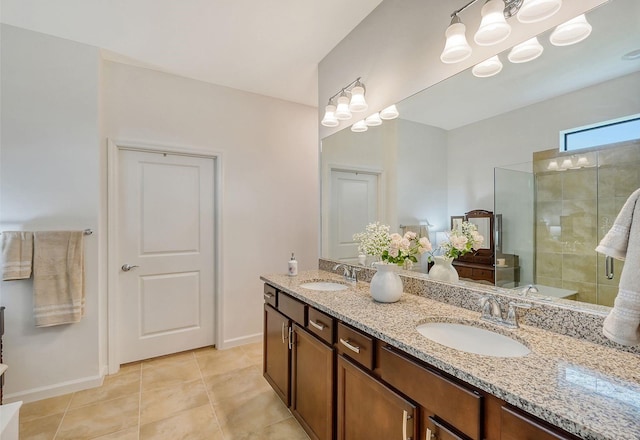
[3,373,104,404]
[220,332,262,349]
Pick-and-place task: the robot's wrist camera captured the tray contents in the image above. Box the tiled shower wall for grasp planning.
[533,140,640,306]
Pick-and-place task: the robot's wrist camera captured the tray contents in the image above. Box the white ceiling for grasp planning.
[0,0,384,107]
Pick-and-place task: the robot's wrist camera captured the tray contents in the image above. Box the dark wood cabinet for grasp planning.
[337,355,417,440]
[263,304,291,406]
[291,324,334,440]
[501,405,580,440]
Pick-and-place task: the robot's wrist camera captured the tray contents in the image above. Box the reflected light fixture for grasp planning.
[320,100,339,127]
[365,112,383,126]
[474,0,512,46]
[472,55,503,77]
[549,14,592,46]
[380,105,399,120]
[351,120,368,132]
[440,14,472,63]
[508,36,544,63]
[321,77,369,127]
[517,0,562,24]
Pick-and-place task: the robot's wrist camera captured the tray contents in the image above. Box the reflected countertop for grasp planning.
[261,270,640,440]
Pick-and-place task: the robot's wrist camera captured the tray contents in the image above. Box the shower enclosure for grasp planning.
[494,139,640,306]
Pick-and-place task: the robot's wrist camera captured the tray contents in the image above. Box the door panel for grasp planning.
[263,304,291,406]
[118,149,215,364]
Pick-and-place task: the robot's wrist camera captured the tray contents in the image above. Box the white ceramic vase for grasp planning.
[428,256,459,283]
[370,263,403,303]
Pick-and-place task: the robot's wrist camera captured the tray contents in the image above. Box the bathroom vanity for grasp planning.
[261,267,640,440]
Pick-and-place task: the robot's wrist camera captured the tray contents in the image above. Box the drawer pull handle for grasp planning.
[309,320,326,331]
[288,326,293,350]
[426,428,433,440]
[339,338,361,354]
[263,293,274,300]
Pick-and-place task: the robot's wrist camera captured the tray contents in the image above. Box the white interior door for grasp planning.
[118,149,215,364]
[329,170,379,261]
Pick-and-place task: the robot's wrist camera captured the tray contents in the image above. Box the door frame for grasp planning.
[107,139,223,374]
[321,163,385,258]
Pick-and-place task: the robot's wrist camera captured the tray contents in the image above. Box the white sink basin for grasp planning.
[299,281,349,292]
[416,322,530,358]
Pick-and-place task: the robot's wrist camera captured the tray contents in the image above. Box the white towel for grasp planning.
[1,231,34,280]
[33,231,85,327]
[596,188,640,346]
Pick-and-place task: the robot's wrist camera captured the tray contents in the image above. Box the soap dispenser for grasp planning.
[288,253,298,276]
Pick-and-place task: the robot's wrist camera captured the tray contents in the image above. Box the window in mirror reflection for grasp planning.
[561,114,640,151]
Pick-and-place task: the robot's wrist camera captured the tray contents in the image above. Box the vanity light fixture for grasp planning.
[474,0,512,46]
[351,120,368,132]
[549,14,592,46]
[365,112,383,126]
[321,77,369,127]
[472,55,503,77]
[379,105,399,120]
[516,0,562,24]
[440,14,473,63]
[508,36,544,63]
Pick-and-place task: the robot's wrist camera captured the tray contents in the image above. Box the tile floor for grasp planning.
[19,342,310,439]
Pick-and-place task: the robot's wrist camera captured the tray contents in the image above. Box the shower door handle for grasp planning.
[605,256,614,280]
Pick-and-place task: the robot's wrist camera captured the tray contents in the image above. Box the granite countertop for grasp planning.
[261,270,640,440]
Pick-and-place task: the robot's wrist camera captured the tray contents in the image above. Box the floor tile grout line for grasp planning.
[51,391,75,440]
[195,349,228,439]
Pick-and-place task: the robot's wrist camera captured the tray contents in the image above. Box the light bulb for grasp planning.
[550,14,592,46]
[474,0,511,46]
[440,15,472,64]
[351,120,368,132]
[517,0,562,24]
[472,55,503,77]
[349,83,368,112]
[365,113,382,126]
[320,103,339,127]
[508,37,544,63]
[380,105,399,120]
[334,93,352,120]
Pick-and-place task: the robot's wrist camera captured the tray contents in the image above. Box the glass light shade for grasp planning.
[549,14,592,46]
[321,104,339,127]
[508,37,544,63]
[351,120,368,132]
[560,158,573,169]
[349,85,368,112]
[334,94,352,120]
[379,105,399,120]
[472,55,503,77]
[440,18,472,64]
[576,156,589,167]
[474,0,511,46]
[517,0,562,23]
[365,113,382,126]
[547,160,559,171]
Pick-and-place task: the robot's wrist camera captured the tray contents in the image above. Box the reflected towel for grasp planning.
[1,231,34,280]
[33,231,85,327]
[596,188,640,346]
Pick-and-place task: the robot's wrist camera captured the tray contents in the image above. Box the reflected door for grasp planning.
[118,149,215,363]
[329,170,379,261]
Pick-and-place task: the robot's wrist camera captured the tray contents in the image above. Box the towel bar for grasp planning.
[0,229,93,235]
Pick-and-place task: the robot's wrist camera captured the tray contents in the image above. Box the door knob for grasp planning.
[121,264,139,272]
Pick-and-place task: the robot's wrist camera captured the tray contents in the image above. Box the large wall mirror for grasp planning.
[320,0,640,306]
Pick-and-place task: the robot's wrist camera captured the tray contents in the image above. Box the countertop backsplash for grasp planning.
[319,258,640,355]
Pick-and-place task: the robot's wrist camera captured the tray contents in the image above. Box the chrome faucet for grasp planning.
[520,284,539,297]
[479,294,531,329]
[333,264,360,284]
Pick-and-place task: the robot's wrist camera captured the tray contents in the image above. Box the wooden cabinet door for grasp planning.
[501,406,579,440]
[291,324,334,440]
[337,355,417,440]
[263,304,291,406]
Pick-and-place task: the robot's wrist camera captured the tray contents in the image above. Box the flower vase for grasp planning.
[370,263,403,303]
[428,256,459,283]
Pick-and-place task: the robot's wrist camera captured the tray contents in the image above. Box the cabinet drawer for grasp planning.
[307,308,335,345]
[426,416,468,440]
[263,284,277,307]
[337,322,374,370]
[473,268,494,282]
[501,405,578,440]
[278,292,306,325]
[455,266,473,278]
[379,346,482,440]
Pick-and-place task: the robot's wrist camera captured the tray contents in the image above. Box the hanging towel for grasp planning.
[1,231,34,280]
[595,188,640,346]
[32,231,85,327]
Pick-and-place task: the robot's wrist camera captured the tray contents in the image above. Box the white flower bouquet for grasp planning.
[353,222,432,267]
